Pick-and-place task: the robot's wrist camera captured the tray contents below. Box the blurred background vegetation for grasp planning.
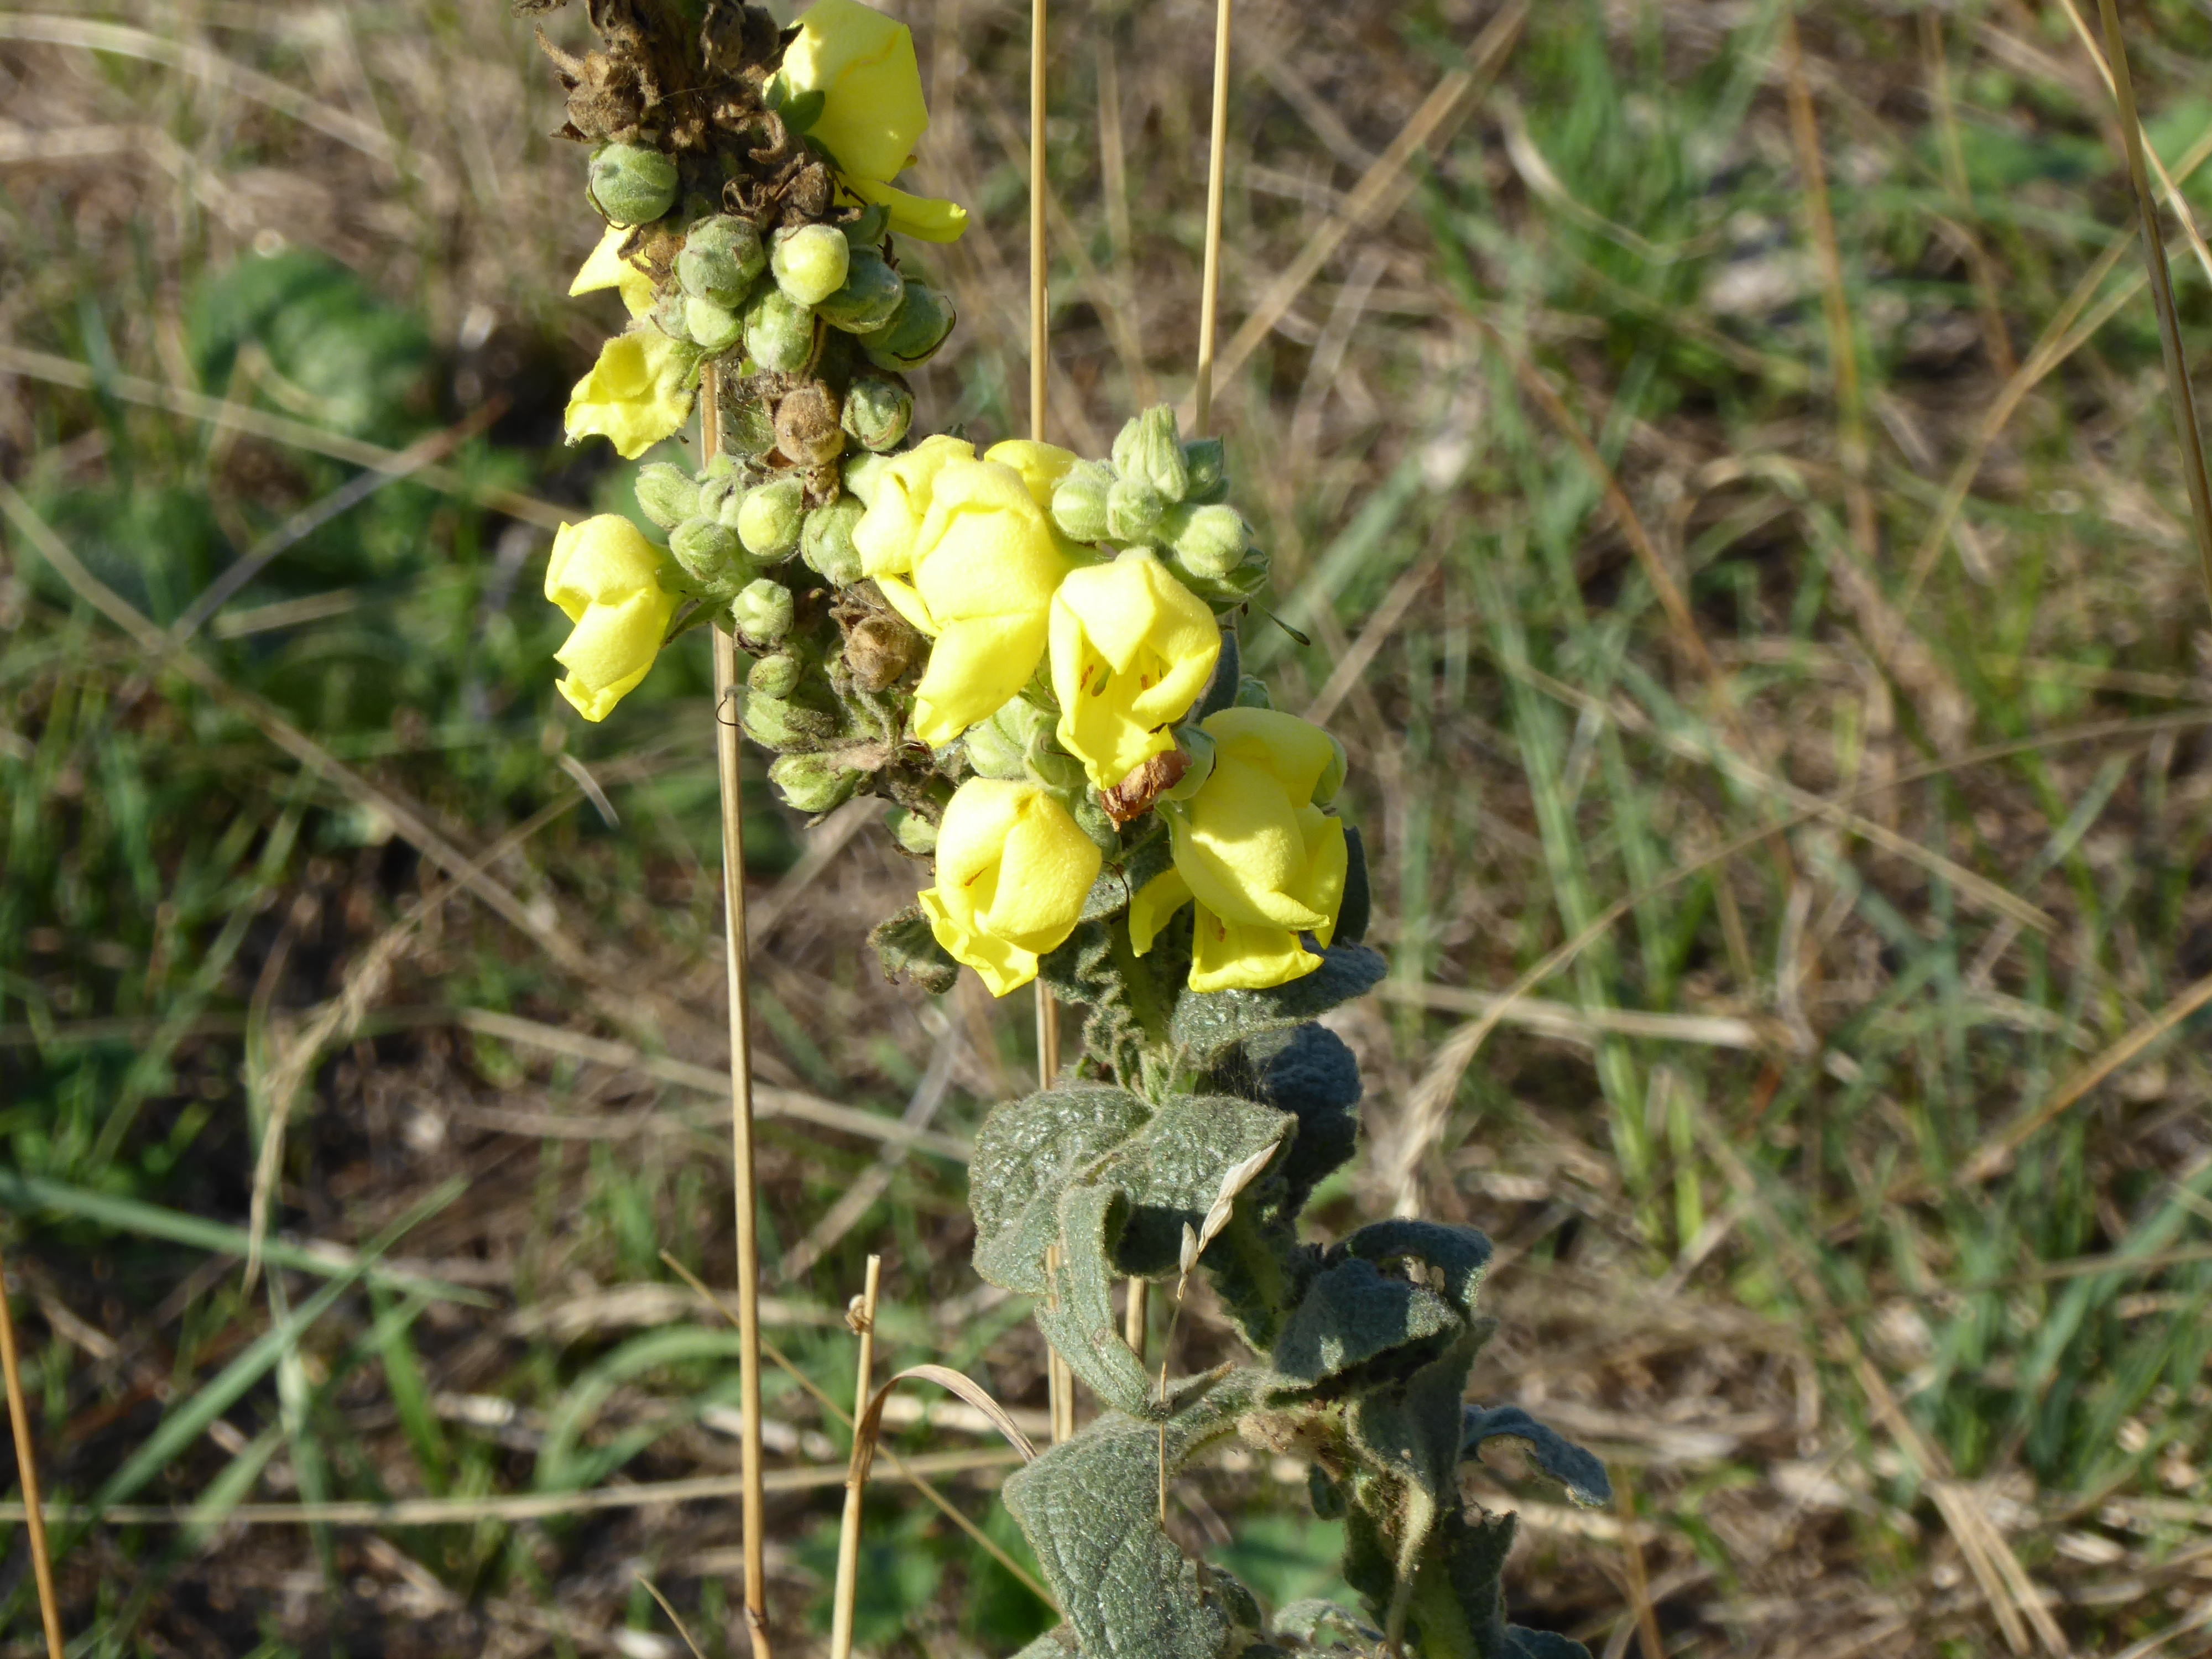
[4,0,2212,1653]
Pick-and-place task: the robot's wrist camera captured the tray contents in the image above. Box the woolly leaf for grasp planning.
[1010,1631,1079,1659]
[1336,1219,1493,1317]
[868,905,958,994]
[1194,625,1241,720]
[1506,1631,1593,1658]
[1170,943,1387,1066]
[1244,1022,1363,1205]
[1036,1181,1155,1415]
[1095,1093,1296,1279]
[971,1085,1151,1295]
[1272,1259,1461,1394]
[1272,1601,1381,1647]
[1461,1406,1611,1509]
[1000,1380,1255,1659]
[1335,826,1372,948]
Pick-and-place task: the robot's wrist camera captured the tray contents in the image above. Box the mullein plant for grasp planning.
[526,2,1610,1652]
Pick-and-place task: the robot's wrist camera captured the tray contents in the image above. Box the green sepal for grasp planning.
[866,905,958,995]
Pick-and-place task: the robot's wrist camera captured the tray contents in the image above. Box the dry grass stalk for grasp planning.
[0,1241,66,1659]
[827,1254,882,1659]
[706,357,774,1659]
[2091,0,2212,613]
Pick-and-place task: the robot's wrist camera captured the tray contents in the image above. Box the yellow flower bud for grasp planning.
[855,441,1071,748]
[1128,707,1348,992]
[918,778,1101,997]
[1048,548,1220,791]
[784,0,969,244]
[570,226,657,320]
[565,329,695,461]
[544,517,680,722]
[982,439,1080,509]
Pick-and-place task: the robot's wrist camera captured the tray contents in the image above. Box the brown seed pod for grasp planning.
[774,382,846,470]
[1100,748,1193,827]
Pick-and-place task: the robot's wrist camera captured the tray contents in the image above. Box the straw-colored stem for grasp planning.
[1192,0,1234,437]
[0,1241,66,1659]
[705,363,773,1659]
[2095,0,2212,613]
[827,1255,883,1659]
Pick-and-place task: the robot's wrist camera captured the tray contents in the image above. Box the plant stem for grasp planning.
[0,1241,66,1659]
[1192,0,1234,436]
[2095,0,2212,614]
[706,362,774,1658]
[827,1255,881,1659]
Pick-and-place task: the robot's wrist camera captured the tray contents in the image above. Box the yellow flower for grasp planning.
[855,443,1071,749]
[785,0,969,244]
[982,439,1079,508]
[569,225,656,319]
[544,516,680,722]
[565,328,694,460]
[1129,708,1348,992]
[919,778,1102,996]
[1049,549,1220,790]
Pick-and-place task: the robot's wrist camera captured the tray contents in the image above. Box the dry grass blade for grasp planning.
[1192,0,1233,435]
[852,1364,1042,1484]
[634,1575,709,1659]
[0,1241,66,1659]
[827,1256,881,1659]
[2091,0,2212,612]
[660,1254,1060,1614]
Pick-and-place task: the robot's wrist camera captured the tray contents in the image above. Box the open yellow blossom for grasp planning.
[544,516,680,722]
[568,225,656,319]
[919,778,1102,996]
[565,328,694,460]
[1050,549,1220,790]
[785,0,969,243]
[855,444,1071,748]
[1129,707,1348,992]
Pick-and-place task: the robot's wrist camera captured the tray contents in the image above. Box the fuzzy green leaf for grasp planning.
[971,1085,1151,1294]
[1461,1406,1611,1509]
[1000,1381,1256,1659]
[1095,1093,1296,1278]
[1337,1219,1493,1317]
[1036,1181,1156,1415]
[868,905,958,994]
[1273,1258,1462,1394]
[1170,943,1387,1066]
[1506,1630,1593,1658]
[1337,825,1372,947]
[1272,1601,1381,1648]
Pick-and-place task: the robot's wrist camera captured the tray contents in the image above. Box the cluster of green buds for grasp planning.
[1048,406,1267,602]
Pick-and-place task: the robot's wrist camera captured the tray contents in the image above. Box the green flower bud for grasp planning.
[840,375,912,452]
[767,752,864,815]
[736,476,806,559]
[815,247,907,333]
[771,223,851,307]
[842,451,890,507]
[669,515,746,585]
[841,205,890,248]
[1105,476,1166,543]
[859,281,956,372]
[884,805,937,856]
[1161,502,1248,578]
[1313,730,1348,805]
[801,497,865,586]
[1026,745,1086,794]
[634,462,701,530]
[651,291,693,345]
[964,698,1051,780]
[677,215,766,307]
[1051,461,1113,544]
[742,692,836,749]
[744,286,815,374]
[731,576,796,645]
[1234,675,1272,709]
[1162,726,1215,801]
[1182,436,1229,504]
[1110,405,1188,502]
[588,142,679,227]
[748,651,802,699]
[684,295,744,354]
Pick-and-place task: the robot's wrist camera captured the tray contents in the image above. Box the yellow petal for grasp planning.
[983,439,1080,509]
[545,516,667,620]
[841,174,969,243]
[1173,756,1329,932]
[987,794,1102,949]
[910,617,1047,748]
[1187,904,1320,993]
[565,330,694,460]
[570,226,656,319]
[920,885,1038,997]
[786,0,927,185]
[552,589,674,721]
[873,572,937,637]
[1201,706,1340,805]
[920,779,1095,995]
[1048,549,1219,789]
[1128,864,1193,957]
[1295,809,1348,948]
